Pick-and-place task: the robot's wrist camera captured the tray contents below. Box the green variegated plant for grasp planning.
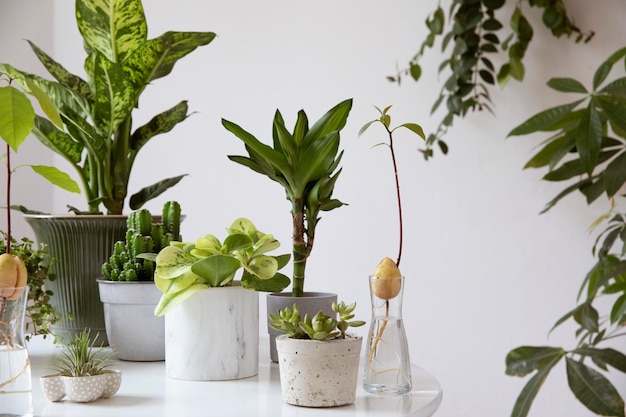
[223,99,353,297]
[0,0,216,214]
[151,218,290,316]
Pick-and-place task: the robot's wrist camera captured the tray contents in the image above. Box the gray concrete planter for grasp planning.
[97,280,164,361]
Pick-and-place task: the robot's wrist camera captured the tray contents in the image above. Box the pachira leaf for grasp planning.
[574,302,599,332]
[30,165,80,194]
[600,77,626,97]
[76,0,148,63]
[128,174,187,210]
[154,282,207,316]
[610,294,626,325]
[0,86,34,151]
[566,357,625,417]
[575,105,603,176]
[547,77,588,94]
[191,255,241,287]
[523,133,573,169]
[593,46,626,90]
[245,255,279,280]
[572,347,626,373]
[540,176,593,213]
[154,245,196,279]
[597,96,626,133]
[508,100,584,136]
[131,100,189,152]
[505,346,565,377]
[241,271,290,293]
[605,151,626,197]
[510,355,561,417]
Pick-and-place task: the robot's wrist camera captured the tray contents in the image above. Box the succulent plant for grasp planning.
[101,201,182,282]
[269,301,365,340]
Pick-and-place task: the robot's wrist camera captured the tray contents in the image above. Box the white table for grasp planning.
[27,336,442,417]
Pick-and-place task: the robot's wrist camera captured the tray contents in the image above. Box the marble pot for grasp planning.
[97,280,165,361]
[266,291,337,362]
[165,282,258,380]
[276,334,362,407]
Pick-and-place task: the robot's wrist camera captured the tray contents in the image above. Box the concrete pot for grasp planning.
[266,292,337,362]
[276,334,362,407]
[97,280,165,361]
[165,283,259,380]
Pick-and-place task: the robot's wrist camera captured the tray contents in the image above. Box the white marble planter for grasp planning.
[276,334,362,407]
[165,283,259,380]
[97,280,165,361]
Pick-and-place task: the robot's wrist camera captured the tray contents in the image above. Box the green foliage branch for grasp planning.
[504,48,626,417]
[392,0,593,159]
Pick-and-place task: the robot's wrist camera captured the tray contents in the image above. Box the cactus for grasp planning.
[102,201,182,282]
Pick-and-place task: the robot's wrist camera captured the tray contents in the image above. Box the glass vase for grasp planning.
[363,276,412,395]
[0,286,32,416]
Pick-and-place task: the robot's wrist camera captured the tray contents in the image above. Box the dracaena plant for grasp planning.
[151,218,291,316]
[0,0,216,214]
[223,99,353,297]
[504,47,626,417]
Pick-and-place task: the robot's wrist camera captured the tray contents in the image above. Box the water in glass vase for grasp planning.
[364,315,412,395]
[0,345,33,416]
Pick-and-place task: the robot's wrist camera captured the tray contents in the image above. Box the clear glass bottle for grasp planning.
[0,286,33,416]
[363,276,412,395]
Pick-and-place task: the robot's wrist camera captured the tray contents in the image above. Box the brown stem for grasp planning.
[5,143,11,254]
[386,127,402,268]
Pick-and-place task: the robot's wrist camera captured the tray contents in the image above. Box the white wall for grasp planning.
[3,1,626,416]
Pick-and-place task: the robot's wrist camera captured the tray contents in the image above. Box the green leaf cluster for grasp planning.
[101,201,182,282]
[0,0,216,214]
[269,301,365,341]
[223,99,352,297]
[392,0,593,158]
[153,218,290,316]
[504,47,626,417]
[0,231,59,340]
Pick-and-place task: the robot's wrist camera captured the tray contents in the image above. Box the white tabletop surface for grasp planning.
[27,336,442,417]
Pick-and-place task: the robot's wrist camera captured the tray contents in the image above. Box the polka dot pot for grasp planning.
[40,370,122,403]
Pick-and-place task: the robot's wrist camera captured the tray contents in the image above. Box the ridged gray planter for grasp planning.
[97,280,164,361]
[266,291,337,362]
[24,215,128,345]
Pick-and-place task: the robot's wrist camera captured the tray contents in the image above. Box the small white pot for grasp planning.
[276,334,362,407]
[40,370,122,403]
[165,283,259,380]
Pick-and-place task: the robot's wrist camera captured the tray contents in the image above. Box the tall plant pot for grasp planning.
[276,334,362,407]
[97,280,164,361]
[266,291,337,362]
[24,215,128,345]
[165,282,259,380]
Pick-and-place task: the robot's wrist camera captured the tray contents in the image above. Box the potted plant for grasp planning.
[0,0,217,344]
[98,201,182,361]
[269,301,365,407]
[223,98,353,360]
[40,329,121,403]
[150,217,290,380]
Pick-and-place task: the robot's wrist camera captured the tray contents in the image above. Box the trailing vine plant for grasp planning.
[391,0,593,159]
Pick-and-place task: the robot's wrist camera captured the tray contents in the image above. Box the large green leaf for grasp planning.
[508,100,584,136]
[575,104,603,176]
[506,346,565,377]
[572,348,626,373]
[154,245,196,279]
[566,358,625,417]
[295,132,340,194]
[32,116,83,165]
[241,271,290,292]
[605,151,626,197]
[547,77,588,94]
[76,0,147,63]
[191,255,241,287]
[510,356,561,417]
[523,133,573,169]
[93,53,135,136]
[128,174,187,210]
[593,46,626,90]
[30,165,80,194]
[597,96,626,133]
[154,282,207,316]
[0,86,34,151]
[302,99,353,147]
[130,100,189,151]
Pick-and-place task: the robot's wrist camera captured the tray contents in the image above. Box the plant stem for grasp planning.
[292,199,308,297]
[386,127,403,267]
[5,143,11,254]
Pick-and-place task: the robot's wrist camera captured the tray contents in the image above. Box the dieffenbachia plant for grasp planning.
[151,218,290,316]
[223,99,352,297]
[0,0,216,214]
